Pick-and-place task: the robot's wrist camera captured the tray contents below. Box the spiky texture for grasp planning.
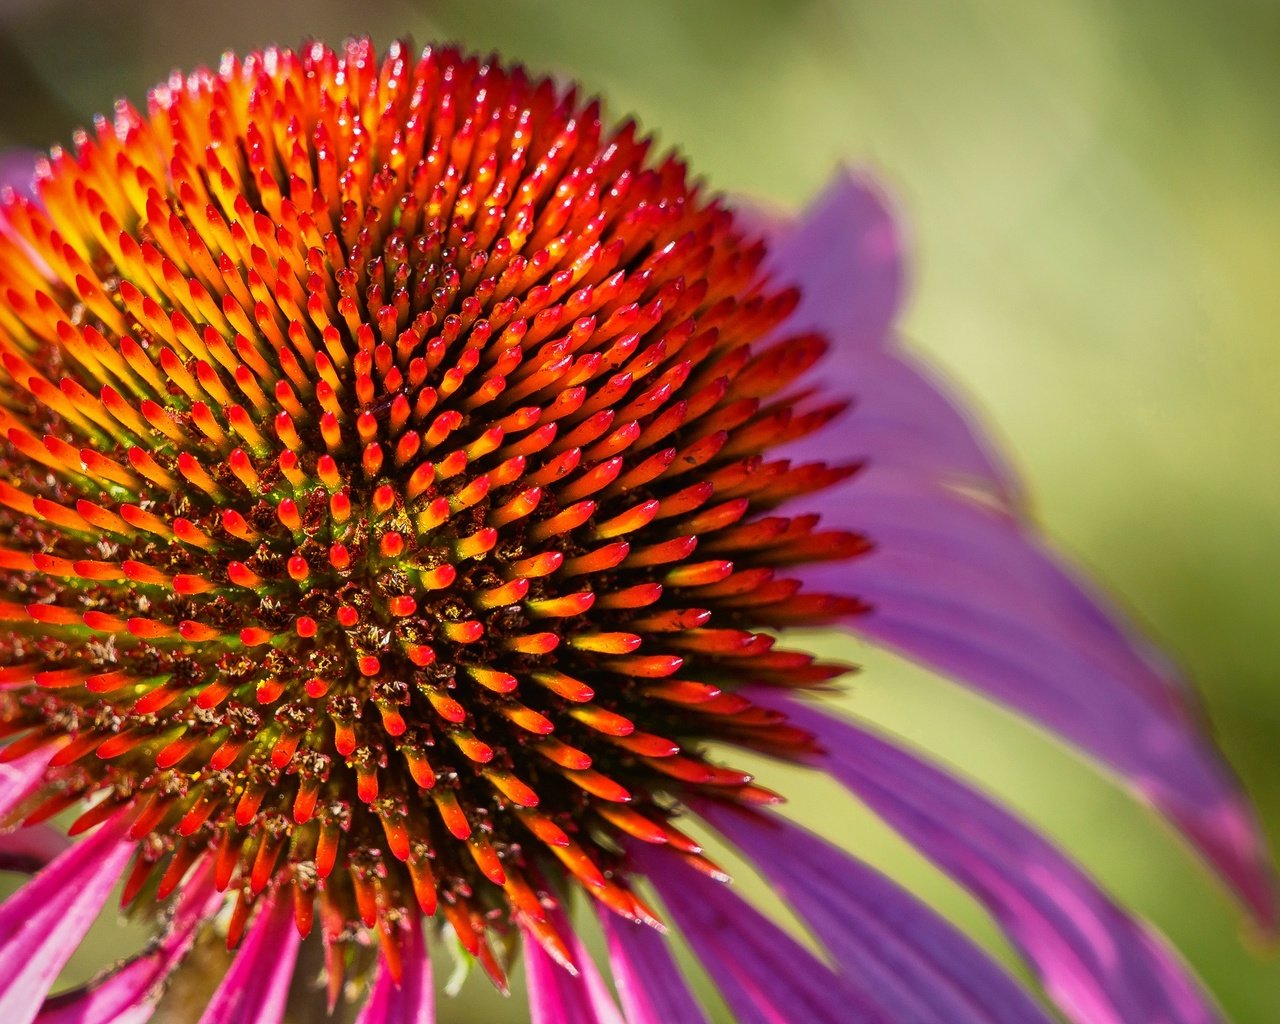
[0,40,864,987]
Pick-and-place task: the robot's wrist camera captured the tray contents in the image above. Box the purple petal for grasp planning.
[522,913,624,1024]
[798,466,1274,924]
[0,811,136,1024]
[756,168,1017,499]
[761,168,905,353]
[773,696,1223,1024]
[801,347,1020,502]
[354,913,434,1024]
[37,860,221,1024]
[0,749,52,818]
[633,844,888,1024]
[0,150,39,198]
[699,802,1052,1024]
[0,824,69,873]
[0,150,40,254]
[196,888,300,1024]
[598,910,709,1024]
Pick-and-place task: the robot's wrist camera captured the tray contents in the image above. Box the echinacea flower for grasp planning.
[0,37,1270,1024]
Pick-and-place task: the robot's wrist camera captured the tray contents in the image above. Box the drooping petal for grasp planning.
[598,910,709,1024]
[699,802,1052,1024]
[196,888,300,1024]
[773,696,1223,1024]
[522,914,625,1024]
[37,860,221,1024]
[761,168,1274,924]
[0,812,136,1024]
[634,844,887,1024]
[798,465,1274,923]
[354,913,434,1024]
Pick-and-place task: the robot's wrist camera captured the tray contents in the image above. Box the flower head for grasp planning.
[0,38,1270,1024]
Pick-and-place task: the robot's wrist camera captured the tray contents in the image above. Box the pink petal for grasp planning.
[774,696,1223,1024]
[522,913,624,1024]
[0,811,136,1024]
[699,802,1051,1024]
[598,910,708,1024]
[37,860,222,1024]
[633,844,887,1024]
[196,889,300,1024]
[353,914,434,1024]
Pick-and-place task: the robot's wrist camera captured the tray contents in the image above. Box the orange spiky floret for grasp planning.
[0,39,868,983]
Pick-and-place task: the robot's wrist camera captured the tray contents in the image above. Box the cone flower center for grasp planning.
[0,40,867,983]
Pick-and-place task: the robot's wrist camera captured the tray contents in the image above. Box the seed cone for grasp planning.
[0,39,866,985]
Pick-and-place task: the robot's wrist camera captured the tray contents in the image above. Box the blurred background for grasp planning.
[1,0,1276,1020]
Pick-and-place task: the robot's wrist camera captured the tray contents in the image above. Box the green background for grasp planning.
[1,0,1276,1020]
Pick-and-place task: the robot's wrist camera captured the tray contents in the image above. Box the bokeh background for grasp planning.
[1,0,1276,1020]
